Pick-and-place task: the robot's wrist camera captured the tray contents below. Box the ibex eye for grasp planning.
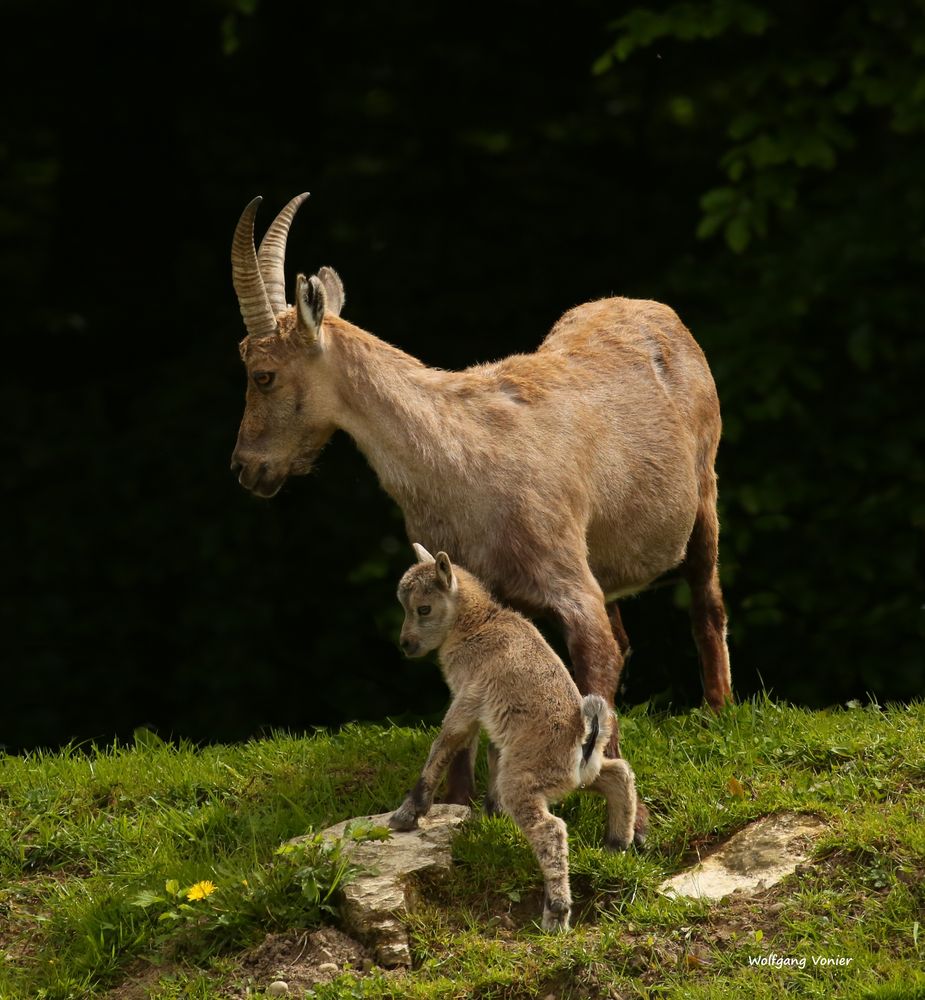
[253,371,275,388]
[418,606,431,617]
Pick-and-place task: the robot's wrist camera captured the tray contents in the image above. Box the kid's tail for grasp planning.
[579,694,613,778]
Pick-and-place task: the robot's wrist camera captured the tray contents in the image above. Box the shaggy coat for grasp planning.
[390,547,638,932]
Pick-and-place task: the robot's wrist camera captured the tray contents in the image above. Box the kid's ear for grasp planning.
[412,543,436,564]
[435,551,457,592]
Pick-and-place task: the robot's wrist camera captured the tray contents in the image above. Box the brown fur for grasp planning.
[231,265,733,825]
[390,549,638,932]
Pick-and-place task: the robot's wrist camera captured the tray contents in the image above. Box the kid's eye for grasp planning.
[253,371,275,387]
[418,606,431,617]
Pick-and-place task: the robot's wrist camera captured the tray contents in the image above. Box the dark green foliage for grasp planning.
[595,0,925,704]
[0,1,921,749]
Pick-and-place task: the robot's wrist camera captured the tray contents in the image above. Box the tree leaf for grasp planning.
[724,215,751,253]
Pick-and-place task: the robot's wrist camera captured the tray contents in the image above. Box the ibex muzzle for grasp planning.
[229,193,345,497]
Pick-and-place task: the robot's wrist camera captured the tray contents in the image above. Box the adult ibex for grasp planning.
[229,193,732,806]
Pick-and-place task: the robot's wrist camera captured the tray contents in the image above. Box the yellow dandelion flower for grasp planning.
[185,880,217,900]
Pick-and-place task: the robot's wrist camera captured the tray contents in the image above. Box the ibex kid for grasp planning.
[389,545,638,932]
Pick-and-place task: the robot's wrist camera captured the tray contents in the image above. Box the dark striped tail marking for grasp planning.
[581,714,599,765]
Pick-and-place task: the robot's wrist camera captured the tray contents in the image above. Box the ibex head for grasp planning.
[229,194,346,498]
[397,545,460,657]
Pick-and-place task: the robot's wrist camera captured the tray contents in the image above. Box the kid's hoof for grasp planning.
[388,802,419,831]
[605,834,632,852]
[633,801,650,848]
[482,793,502,818]
[541,901,571,933]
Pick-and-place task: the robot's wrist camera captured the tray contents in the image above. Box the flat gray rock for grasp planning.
[660,811,827,901]
[293,804,470,967]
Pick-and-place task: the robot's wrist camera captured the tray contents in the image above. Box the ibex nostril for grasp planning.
[230,461,243,475]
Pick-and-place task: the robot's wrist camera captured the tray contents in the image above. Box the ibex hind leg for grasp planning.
[682,481,732,712]
[590,758,639,851]
[483,742,502,817]
[504,792,572,932]
[443,733,479,805]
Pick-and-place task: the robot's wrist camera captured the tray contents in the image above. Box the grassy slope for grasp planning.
[1,699,924,999]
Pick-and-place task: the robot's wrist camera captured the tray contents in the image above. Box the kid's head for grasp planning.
[397,544,459,657]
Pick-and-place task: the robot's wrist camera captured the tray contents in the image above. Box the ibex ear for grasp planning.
[434,551,457,592]
[317,266,345,317]
[412,543,435,564]
[295,273,326,345]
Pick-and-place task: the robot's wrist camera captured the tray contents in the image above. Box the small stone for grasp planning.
[266,983,289,997]
[295,804,470,968]
[360,958,374,972]
[659,813,826,901]
[317,962,339,974]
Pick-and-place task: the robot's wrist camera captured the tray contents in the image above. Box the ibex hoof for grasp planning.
[388,801,419,831]
[541,900,571,933]
[633,801,650,848]
[483,793,502,818]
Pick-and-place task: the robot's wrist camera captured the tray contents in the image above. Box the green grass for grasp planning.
[1,698,924,999]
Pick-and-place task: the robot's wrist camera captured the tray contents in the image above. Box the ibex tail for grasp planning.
[578,694,612,782]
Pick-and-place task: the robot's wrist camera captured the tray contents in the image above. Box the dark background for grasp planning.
[3,0,923,752]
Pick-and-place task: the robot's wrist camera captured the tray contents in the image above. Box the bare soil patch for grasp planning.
[224,927,371,997]
[101,927,371,999]
[101,959,180,1000]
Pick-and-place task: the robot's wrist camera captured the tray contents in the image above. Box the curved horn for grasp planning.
[231,196,278,339]
[257,192,310,316]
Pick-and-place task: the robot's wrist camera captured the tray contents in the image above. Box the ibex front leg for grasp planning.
[556,580,650,846]
[390,699,480,831]
[555,586,625,758]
